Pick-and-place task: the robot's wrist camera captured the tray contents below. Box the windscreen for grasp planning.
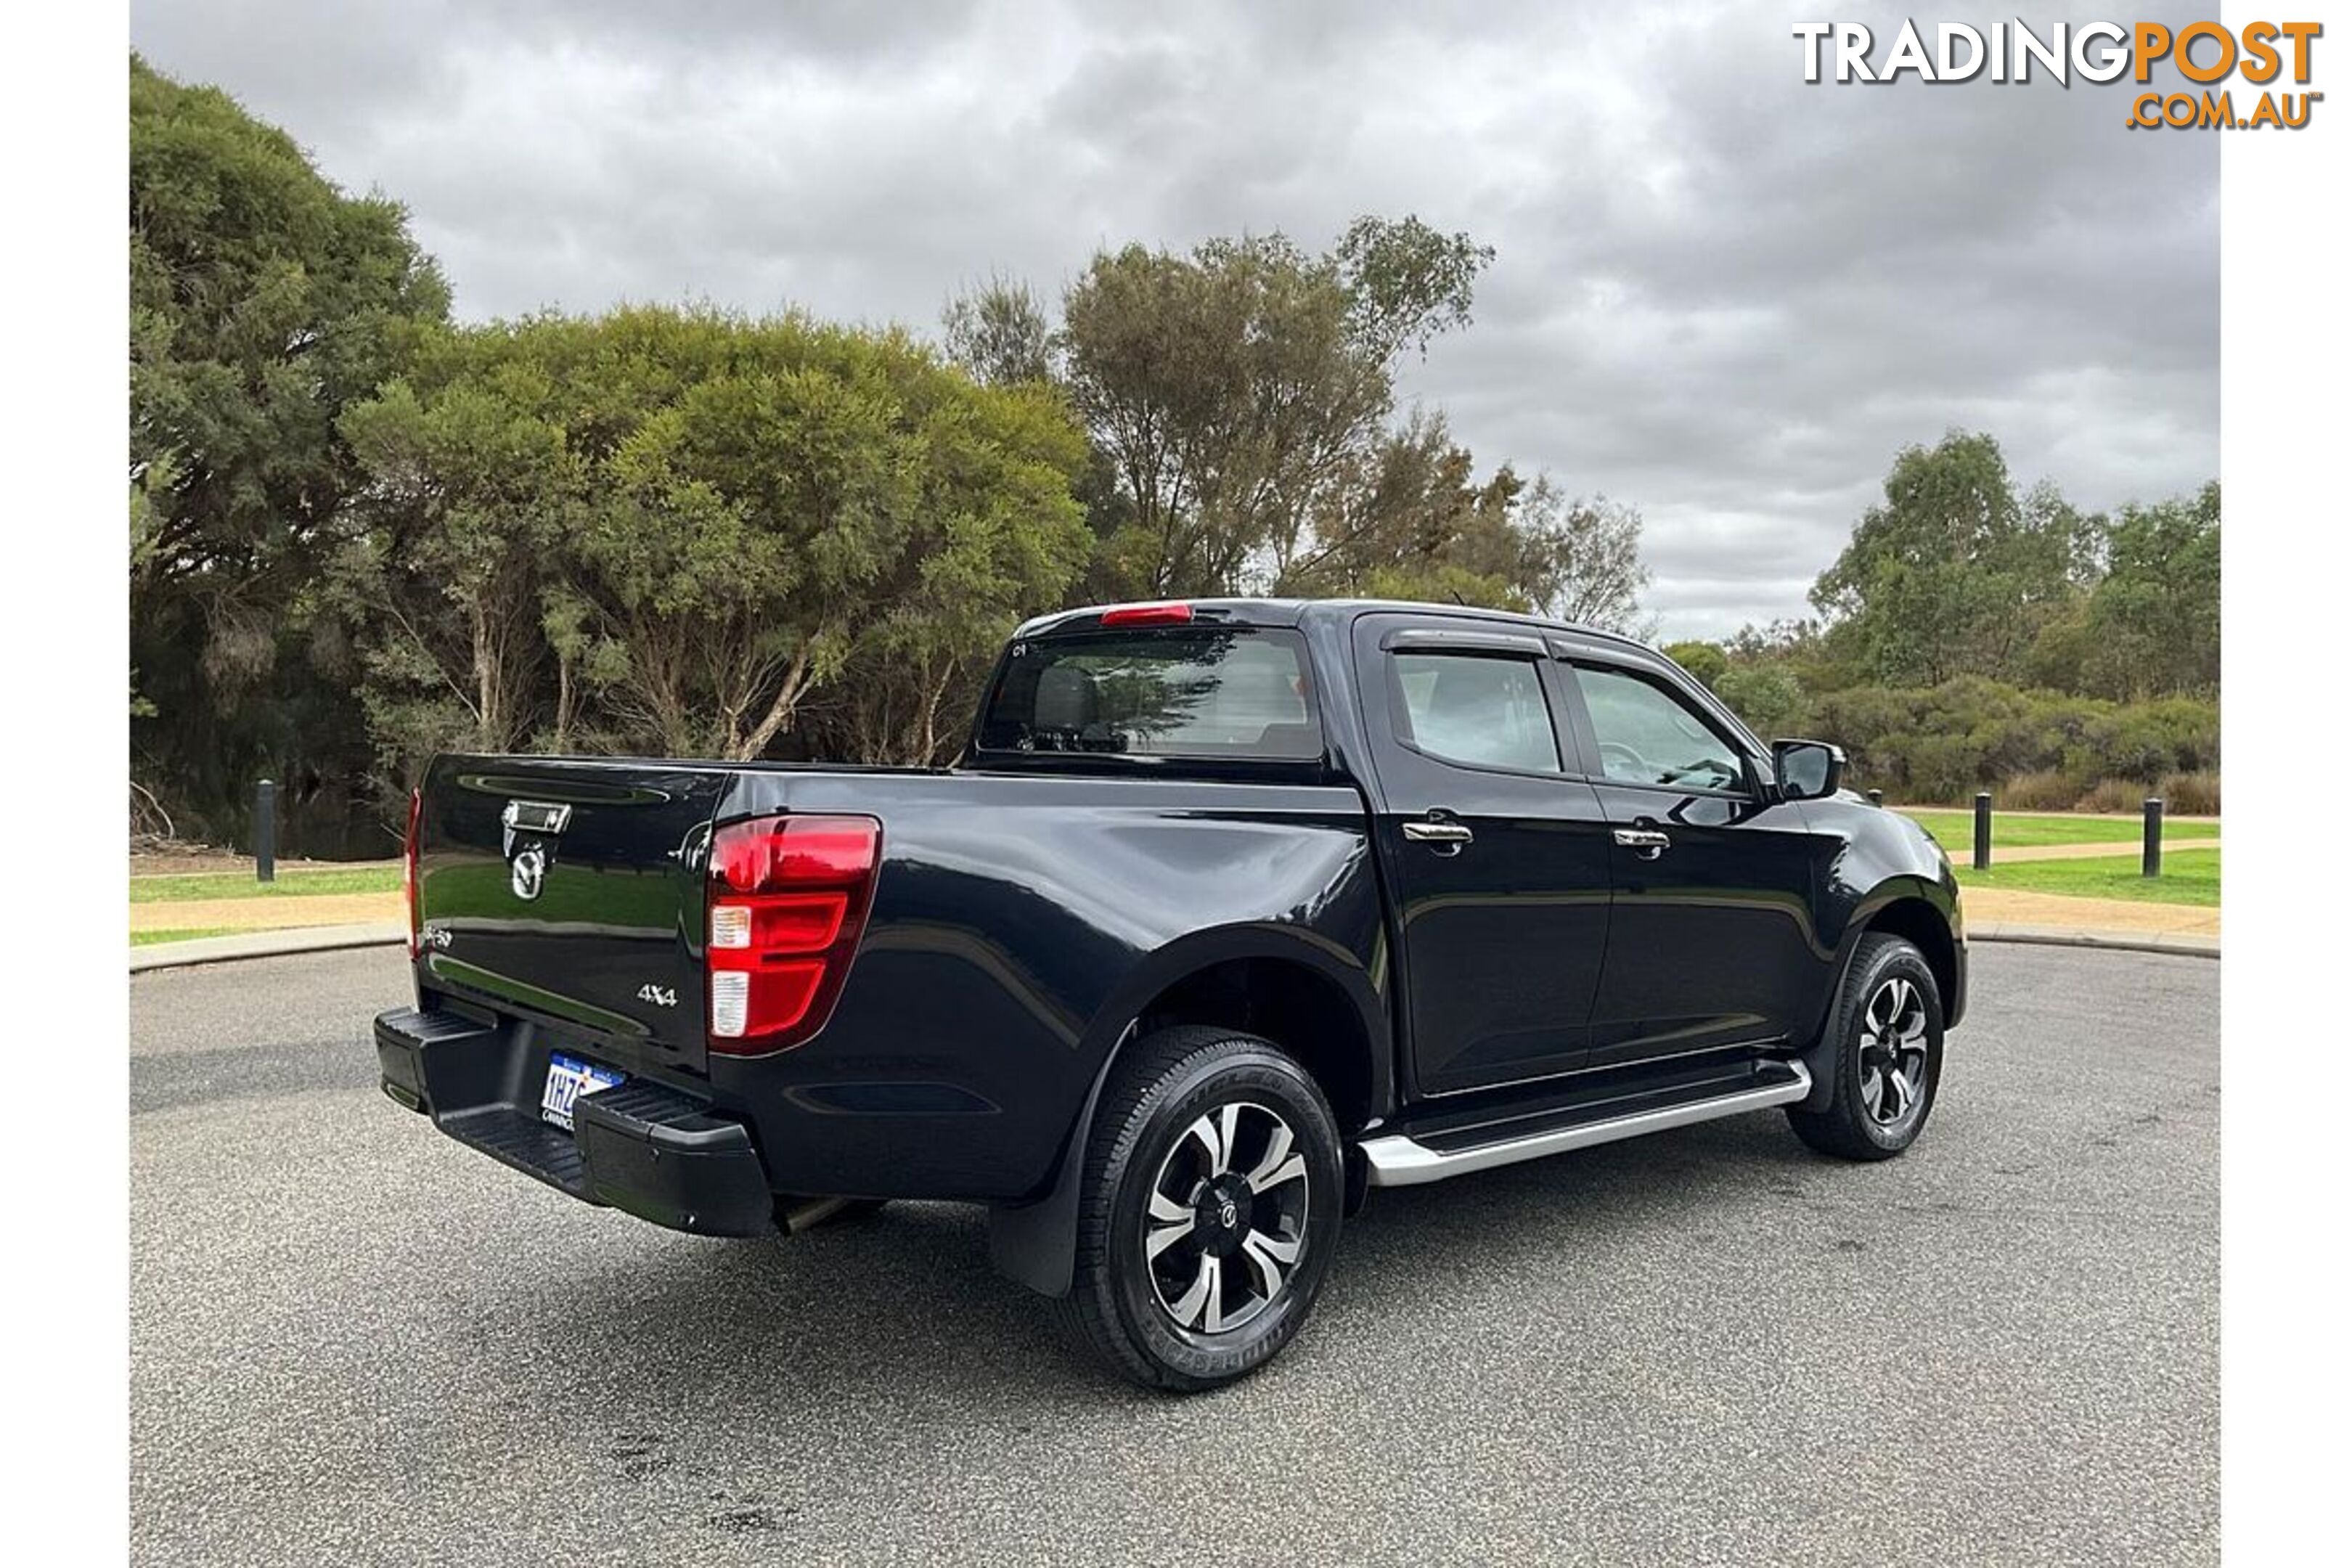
[977,627,1322,759]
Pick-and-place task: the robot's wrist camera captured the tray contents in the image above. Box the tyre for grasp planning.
[1787,933,1945,1161]
[1056,1024,1344,1392]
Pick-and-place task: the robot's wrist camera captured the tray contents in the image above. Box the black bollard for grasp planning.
[2143,796,2163,878]
[1972,792,1992,872]
[256,778,277,883]
[1866,788,1884,807]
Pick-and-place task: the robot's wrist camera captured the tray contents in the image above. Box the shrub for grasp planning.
[2160,769,2221,814]
[2075,778,2153,813]
[1808,677,2217,806]
[1998,769,2081,810]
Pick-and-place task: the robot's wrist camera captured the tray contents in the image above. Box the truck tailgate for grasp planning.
[415,757,737,1070]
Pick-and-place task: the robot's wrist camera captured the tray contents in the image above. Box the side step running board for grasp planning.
[1359,1061,1811,1188]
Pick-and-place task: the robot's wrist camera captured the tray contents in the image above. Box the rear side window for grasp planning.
[1390,652,1561,773]
[978,628,1322,759]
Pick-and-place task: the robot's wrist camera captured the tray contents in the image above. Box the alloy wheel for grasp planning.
[1856,975,1930,1127]
[1143,1101,1310,1334]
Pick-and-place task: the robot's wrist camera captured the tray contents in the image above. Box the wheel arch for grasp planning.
[1856,893,1960,1024]
[988,923,1391,1298]
[1796,880,1962,1114]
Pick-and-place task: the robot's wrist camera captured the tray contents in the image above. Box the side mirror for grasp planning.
[1773,739,1845,800]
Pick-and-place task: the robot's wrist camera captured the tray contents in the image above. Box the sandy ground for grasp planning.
[1962,887,2219,937]
[131,891,404,935]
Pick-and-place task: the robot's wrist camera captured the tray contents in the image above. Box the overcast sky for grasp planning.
[130,0,2217,639]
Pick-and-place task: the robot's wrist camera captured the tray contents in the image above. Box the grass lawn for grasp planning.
[129,865,403,905]
[1952,849,2219,907]
[1901,809,2218,850]
[131,927,242,946]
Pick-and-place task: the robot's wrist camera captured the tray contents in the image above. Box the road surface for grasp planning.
[131,944,2217,1567]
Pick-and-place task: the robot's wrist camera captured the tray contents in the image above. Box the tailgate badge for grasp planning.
[501,801,568,901]
[510,845,548,901]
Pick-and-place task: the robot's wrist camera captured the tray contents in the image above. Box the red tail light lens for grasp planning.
[706,814,881,1055]
[402,788,423,960]
[1099,602,1194,626]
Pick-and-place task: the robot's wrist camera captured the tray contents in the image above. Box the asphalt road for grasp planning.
[131,944,2218,1567]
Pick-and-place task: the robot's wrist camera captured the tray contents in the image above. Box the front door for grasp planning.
[1352,616,1614,1097]
[1556,657,1826,1068]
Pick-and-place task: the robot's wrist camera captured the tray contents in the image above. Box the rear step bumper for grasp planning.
[373,1007,775,1236]
[1359,1059,1812,1187]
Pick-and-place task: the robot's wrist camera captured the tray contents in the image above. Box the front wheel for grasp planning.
[1056,1025,1344,1392]
[1787,933,1945,1161]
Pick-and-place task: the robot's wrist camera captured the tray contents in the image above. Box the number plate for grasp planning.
[540,1051,626,1132]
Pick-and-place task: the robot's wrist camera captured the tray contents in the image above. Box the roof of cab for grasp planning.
[1013,596,1652,656]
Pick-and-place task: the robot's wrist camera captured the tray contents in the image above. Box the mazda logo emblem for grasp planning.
[510,845,547,901]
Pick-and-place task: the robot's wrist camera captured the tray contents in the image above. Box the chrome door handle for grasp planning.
[1613,828,1671,857]
[1403,820,1475,846]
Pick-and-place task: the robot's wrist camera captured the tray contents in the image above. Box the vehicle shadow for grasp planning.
[511,1108,1838,1424]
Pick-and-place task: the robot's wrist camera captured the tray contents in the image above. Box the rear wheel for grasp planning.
[1787,933,1945,1161]
[1056,1025,1343,1392]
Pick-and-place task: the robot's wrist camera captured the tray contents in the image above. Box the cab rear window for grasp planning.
[977,629,1322,759]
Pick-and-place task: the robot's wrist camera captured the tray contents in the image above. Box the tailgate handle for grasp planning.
[502,800,574,835]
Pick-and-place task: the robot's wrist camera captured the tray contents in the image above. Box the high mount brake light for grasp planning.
[706,814,881,1055]
[1099,602,1194,626]
[403,788,423,960]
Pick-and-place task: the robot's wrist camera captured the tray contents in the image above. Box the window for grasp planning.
[1575,666,1746,791]
[976,628,1321,759]
[1391,653,1560,773]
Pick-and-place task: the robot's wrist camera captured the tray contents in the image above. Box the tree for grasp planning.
[1715,663,1807,738]
[942,274,1055,387]
[1331,214,1495,362]
[333,306,1091,780]
[130,54,449,839]
[332,342,582,761]
[1662,640,1729,690]
[1061,217,1493,600]
[2077,481,2220,699]
[1809,432,2077,687]
[1273,412,1651,631]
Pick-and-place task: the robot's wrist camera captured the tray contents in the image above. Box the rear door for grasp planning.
[1352,614,1613,1097]
[1553,655,1826,1067]
[415,756,737,1071]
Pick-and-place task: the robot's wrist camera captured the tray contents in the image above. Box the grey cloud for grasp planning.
[131,0,2217,638]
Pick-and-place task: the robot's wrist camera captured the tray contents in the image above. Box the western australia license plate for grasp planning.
[541,1051,625,1132]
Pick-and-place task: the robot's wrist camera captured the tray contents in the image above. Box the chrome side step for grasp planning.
[1358,1062,1811,1188]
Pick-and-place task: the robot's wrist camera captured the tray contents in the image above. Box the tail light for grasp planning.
[706,814,881,1055]
[402,788,423,960]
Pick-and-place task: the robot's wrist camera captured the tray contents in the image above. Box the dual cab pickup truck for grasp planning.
[376,597,1964,1389]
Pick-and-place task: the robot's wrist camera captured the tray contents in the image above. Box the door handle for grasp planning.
[1613,828,1671,858]
[1403,820,1475,846]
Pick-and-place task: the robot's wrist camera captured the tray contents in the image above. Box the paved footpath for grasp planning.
[1989,838,2219,864]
